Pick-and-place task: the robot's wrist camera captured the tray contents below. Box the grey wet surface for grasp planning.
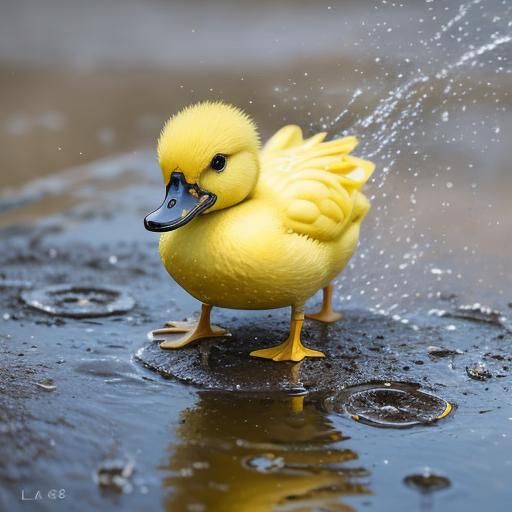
[1,1,512,511]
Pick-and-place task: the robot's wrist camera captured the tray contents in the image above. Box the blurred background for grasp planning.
[1,0,387,187]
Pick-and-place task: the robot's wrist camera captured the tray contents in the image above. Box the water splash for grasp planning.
[436,34,512,79]
[323,0,512,318]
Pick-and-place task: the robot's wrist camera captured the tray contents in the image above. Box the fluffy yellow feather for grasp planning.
[145,101,375,361]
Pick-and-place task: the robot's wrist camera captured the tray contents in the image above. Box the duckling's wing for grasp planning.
[259,125,375,242]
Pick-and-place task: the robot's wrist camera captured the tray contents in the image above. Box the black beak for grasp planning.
[144,172,216,232]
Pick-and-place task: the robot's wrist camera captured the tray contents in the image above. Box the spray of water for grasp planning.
[323,0,512,319]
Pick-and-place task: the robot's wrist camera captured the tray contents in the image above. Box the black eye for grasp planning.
[210,154,226,172]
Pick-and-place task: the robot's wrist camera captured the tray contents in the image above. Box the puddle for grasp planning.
[328,383,452,428]
[21,284,135,318]
[74,357,147,385]
[161,392,369,511]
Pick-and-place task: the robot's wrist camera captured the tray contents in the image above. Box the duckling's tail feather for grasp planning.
[258,124,375,243]
[261,125,375,191]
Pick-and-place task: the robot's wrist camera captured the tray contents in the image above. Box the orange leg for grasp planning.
[153,304,229,349]
[250,306,325,362]
[305,284,342,323]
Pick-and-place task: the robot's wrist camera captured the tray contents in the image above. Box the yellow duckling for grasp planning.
[145,102,374,362]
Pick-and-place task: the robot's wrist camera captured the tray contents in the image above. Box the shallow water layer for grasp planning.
[1,1,512,511]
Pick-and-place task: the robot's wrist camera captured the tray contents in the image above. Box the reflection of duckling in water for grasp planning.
[161,392,369,512]
[145,102,375,361]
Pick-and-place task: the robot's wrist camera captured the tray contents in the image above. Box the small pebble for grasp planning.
[95,458,135,493]
[466,364,492,381]
[35,379,57,391]
[404,471,451,494]
[428,346,463,357]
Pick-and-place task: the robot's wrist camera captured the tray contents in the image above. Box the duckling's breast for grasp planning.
[158,199,357,309]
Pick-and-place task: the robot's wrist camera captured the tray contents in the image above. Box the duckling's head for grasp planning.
[144,102,260,232]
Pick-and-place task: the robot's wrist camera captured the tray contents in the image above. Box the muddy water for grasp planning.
[1,1,512,511]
